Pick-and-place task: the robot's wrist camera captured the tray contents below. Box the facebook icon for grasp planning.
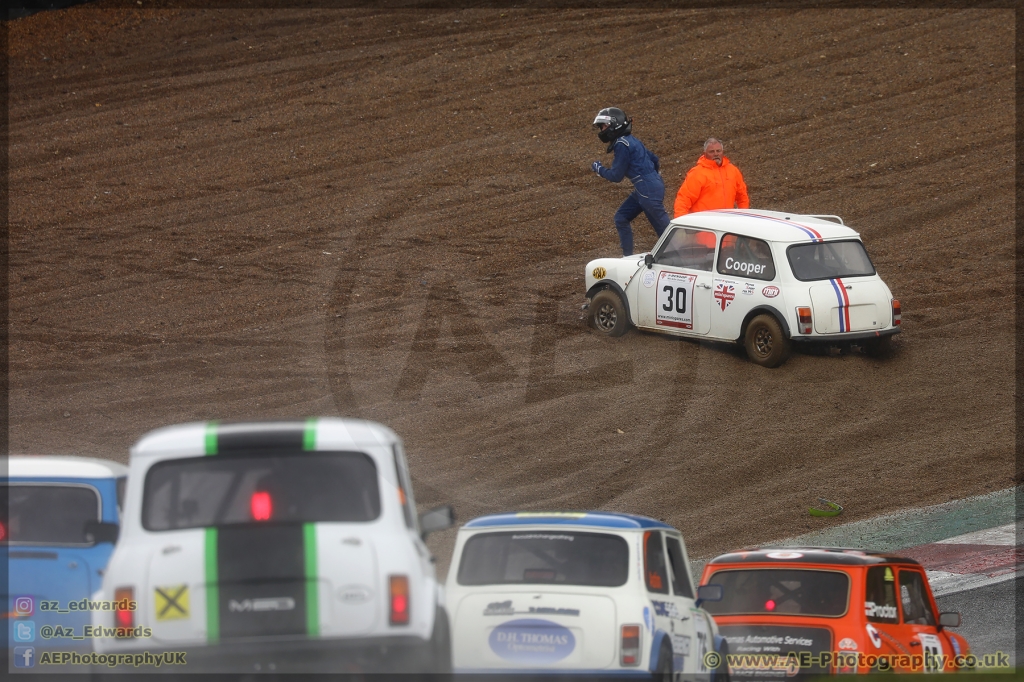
[13,646,35,668]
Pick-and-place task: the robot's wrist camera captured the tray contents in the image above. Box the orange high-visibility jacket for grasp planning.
[673,155,750,217]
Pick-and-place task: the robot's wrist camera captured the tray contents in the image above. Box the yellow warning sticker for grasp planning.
[154,585,190,620]
[884,567,894,582]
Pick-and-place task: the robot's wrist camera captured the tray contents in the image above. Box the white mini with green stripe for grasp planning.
[92,418,453,674]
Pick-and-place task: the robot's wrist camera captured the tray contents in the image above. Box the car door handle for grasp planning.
[698,284,711,289]
[910,641,921,647]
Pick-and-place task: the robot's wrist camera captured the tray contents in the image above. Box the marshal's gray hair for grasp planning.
[704,137,724,152]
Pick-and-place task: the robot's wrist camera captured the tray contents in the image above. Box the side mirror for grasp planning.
[695,583,723,608]
[938,612,961,630]
[83,521,119,545]
[419,505,455,539]
[644,253,655,269]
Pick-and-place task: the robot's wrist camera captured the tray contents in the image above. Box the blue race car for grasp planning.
[4,455,128,652]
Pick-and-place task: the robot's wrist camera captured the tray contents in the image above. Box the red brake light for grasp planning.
[621,624,641,666]
[389,575,409,625]
[250,491,272,521]
[892,299,901,326]
[114,587,134,630]
[765,599,776,611]
[796,307,812,334]
[0,521,6,542]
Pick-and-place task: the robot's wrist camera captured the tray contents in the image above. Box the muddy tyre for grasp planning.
[744,314,790,368]
[589,290,629,337]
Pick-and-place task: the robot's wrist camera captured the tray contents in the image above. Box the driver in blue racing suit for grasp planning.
[590,107,671,257]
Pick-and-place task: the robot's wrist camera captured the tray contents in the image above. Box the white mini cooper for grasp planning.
[91,419,454,674]
[445,511,729,679]
[584,209,901,367]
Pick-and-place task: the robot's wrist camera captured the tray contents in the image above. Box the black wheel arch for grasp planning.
[586,279,631,322]
[738,305,791,342]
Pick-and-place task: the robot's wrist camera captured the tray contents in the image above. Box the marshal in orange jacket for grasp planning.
[673,155,750,217]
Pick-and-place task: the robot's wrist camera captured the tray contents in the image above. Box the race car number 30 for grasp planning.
[656,271,696,330]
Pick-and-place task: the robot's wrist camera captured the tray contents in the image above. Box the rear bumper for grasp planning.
[97,634,436,674]
[790,327,900,343]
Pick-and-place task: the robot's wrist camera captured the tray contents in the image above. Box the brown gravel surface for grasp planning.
[7,4,1015,576]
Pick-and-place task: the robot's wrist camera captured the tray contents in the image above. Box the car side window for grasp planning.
[644,531,669,594]
[655,228,716,271]
[864,566,899,623]
[665,535,695,599]
[717,234,776,281]
[898,570,936,626]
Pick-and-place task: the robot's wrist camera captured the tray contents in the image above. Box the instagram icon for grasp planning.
[13,596,34,617]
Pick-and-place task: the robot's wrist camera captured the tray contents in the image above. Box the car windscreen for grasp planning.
[703,568,850,617]
[142,451,380,531]
[1,484,101,545]
[786,240,875,281]
[457,531,629,587]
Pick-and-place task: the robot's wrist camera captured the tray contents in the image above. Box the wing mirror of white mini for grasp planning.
[938,612,961,630]
[644,253,655,269]
[419,505,455,539]
[695,583,723,608]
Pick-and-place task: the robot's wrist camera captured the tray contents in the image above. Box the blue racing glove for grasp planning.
[591,161,602,174]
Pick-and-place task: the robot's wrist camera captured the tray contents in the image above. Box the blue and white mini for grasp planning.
[446,511,730,680]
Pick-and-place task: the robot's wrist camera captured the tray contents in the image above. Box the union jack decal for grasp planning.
[714,282,736,311]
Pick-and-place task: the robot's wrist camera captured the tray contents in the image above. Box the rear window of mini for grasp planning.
[457,531,629,587]
[142,451,381,530]
[786,240,876,281]
[703,568,851,617]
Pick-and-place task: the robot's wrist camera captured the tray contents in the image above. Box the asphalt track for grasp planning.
[935,575,1019,669]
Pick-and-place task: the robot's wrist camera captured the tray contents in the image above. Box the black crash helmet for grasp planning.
[593,107,632,143]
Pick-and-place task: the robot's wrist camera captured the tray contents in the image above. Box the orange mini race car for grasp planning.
[698,546,971,678]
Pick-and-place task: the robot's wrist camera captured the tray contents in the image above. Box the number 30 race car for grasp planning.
[585,209,901,367]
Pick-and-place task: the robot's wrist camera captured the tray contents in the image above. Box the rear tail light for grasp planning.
[797,307,812,334]
[892,299,901,326]
[114,587,134,630]
[621,624,641,666]
[389,575,410,625]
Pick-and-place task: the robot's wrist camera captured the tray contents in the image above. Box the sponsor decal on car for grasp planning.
[656,271,697,329]
[642,270,656,288]
[337,586,372,604]
[713,280,737,311]
[839,637,859,651]
[762,285,780,298]
[593,267,606,279]
[864,602,898,620]
[741,282,756,296]
[643,606,653,632]
[228,597,295,613]
[488,618,576,663]
[865,624,882,649]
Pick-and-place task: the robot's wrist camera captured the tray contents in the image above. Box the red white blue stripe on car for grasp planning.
[829,277,852,332]
[723,210,824,242]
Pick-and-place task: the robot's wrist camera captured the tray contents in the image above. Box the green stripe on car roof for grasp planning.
[205,527,220,643]
[204,422,218,455]
[303,523,319,636]
[303,418,318,451]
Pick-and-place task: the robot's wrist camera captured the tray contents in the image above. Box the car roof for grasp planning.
[669,209,860,244]
[707,546,921,567]
[7,455,128,479]
[463,511,675,530]
[131,418,400,460]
